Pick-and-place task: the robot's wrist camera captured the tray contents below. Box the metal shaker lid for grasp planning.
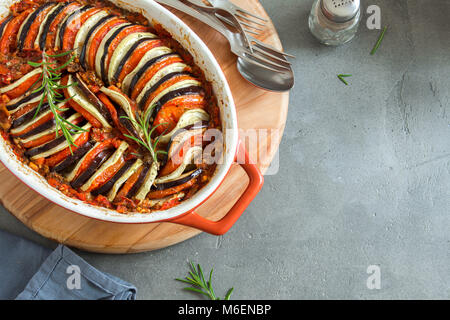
[321,0,360,23]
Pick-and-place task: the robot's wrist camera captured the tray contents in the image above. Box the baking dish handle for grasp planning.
[168,139,264,235]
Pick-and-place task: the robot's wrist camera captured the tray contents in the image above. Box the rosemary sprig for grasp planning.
[370,26,388,55]
[337,74,352,86]
[120,105,167,163]
[28,50,85,152]
[176,262,234,300]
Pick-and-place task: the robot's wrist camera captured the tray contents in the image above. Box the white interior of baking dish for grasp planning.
[0,0,237,223]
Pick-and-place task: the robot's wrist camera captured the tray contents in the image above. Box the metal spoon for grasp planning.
[156,0,294,92]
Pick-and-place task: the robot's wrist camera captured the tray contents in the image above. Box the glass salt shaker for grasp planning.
[308,0,361,46]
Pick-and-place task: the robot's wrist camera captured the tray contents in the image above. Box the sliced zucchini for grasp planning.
[18,112,81,144]
[154,169,202,191]
[67,74,112,129]
[55,5,91,49]
[10,107,52,134]
[112,37,158,84]
[11,103,49,129]
[80,141,129,191]
[65,141,101,182]
[94,22,131,80]
[106,158,143,201]
[159,109,210,144]
[25,123,92,160]
[107,32,156,84]
[79,14,116,68]
[71,148,113,189]
[136,64,189,108]
[73,10,109,57]
[53,140,96,173]
[0,68,42,95]
[156,146,203,184]
[6,89,43,113]
[135,161,159,201]
[36,2,65,50]
[121,46,172,94]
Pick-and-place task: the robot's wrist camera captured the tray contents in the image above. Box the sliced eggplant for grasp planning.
[159,109,210,144]
[107,32,156,84]
[73,10,109,57]
[148,192,185,207]
[106,158,143,201]
[136,64,189,108]
[53,140,96,173]
[67,74,112,129]
[6,89,43,112]
[94,22,132,81]
[91,158,136,197]
[99,87,139,130]
[121,46,172,94]
[71,148,113,189]
[80,141,129,192]
[17,3,55,51]
[79,14,116,69]
[145,79,203,122]
[154,168,202,191]
[36,2,66,50]
[0,15,13,38]
[135,161,159,201]
[25,123,91,160]
[65,140,101,182]
[156,146,203,184]
[11,103,50,129]
[112,37,158,84]
[74,74,112,124]
[18,112,81,144]
[126,53,177,96]
[126,164,149,198]
[0,68,42,95]
[166,127,207,161]
[55,5,91,49]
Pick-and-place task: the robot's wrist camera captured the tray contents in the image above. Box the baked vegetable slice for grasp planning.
[0,9,32,53]
[20,2,56,50]
[35,2,64,50]
[0,68,42,99]
[55,5,91,50]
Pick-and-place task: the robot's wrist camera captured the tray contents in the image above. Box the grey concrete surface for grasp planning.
[0,0,449,299]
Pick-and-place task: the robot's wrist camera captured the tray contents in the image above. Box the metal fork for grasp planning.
[156,0,291,72]
[206,0,268,36]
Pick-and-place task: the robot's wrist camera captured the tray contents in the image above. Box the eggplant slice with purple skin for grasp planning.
[91,158,136,196]
[16,2,55,51]
[6,89,43,112]
[11,103,50,129]
[56,5,92,50]
[70,148,114,189]
[154,168,202,191]
[52,140,96,173]
[126,164,149,198]
[159,108,210,144]
[75,73,113,124]
[0,15,13,38]
[37,2,67,50]
[111,36,157,84]
[79,14,116,69]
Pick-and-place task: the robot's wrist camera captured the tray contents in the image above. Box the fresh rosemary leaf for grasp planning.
[28,50,85,153]
[337,74,352,86]
[371,26,388,55]
[176,262,234,300]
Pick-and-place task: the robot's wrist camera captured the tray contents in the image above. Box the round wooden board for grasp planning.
[0,0,289,253]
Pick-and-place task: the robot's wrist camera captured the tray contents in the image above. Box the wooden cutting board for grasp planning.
[0,0,289,253]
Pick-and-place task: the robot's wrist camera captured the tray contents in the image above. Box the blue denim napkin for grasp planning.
[0,229,137,300]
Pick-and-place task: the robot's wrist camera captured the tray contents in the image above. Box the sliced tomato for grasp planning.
[44,131,90,167]
[117,39,163,84]
[61,8,101,51]
[11,111,53,137]
[152,95,206,134]
[87,18,127,70]
[104,25,148,73]
[142,74,194,111]
[61,75,103,128]
[71,138,120,180]
[115,166,143,200]
[46,2,81,50]
[131,56,184,100]
[97,92,120,127]
[5,72,42,100]
[147,179,197,200]
[84,156,125,192]
[0,9,33,54]
[23,4,55,50]
[11,100,41,119]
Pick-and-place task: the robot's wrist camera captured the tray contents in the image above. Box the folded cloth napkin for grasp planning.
[0,229,137,300]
